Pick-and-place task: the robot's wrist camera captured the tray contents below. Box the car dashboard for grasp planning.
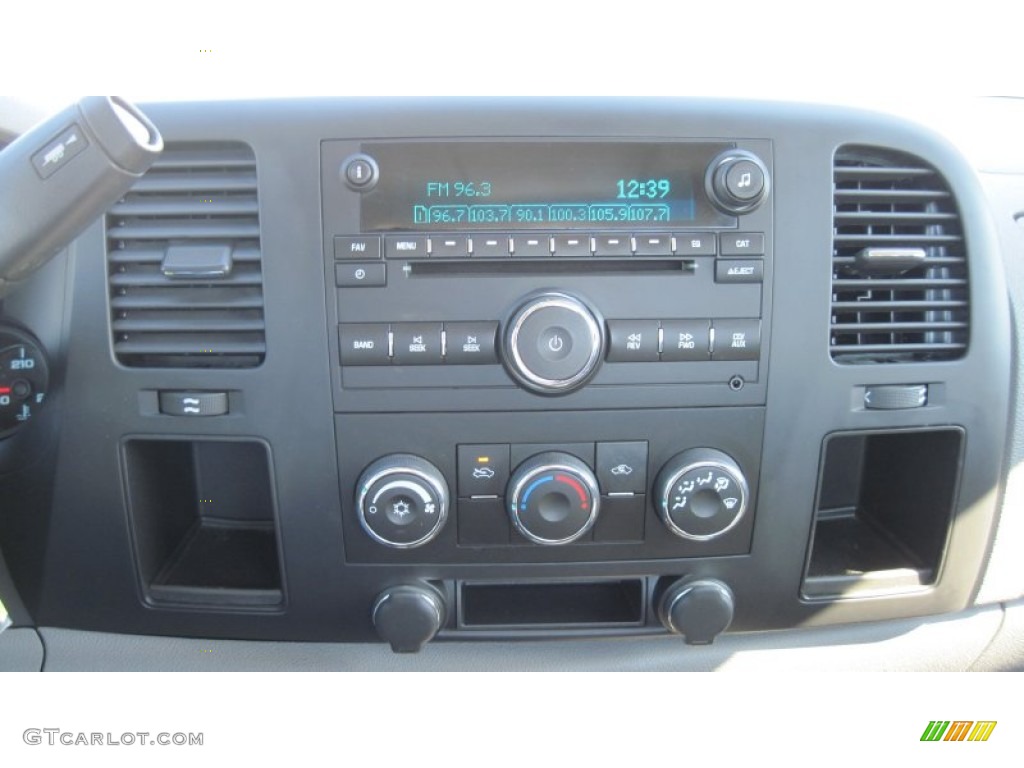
[1,97,1023,670]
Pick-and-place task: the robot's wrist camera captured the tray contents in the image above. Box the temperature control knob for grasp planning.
[356,455,449,549]
[705,150,770,215]
[0,327,49,439]
[655,448,749,540]
[507,452,600,544]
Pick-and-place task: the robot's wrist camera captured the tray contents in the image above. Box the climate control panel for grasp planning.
[337,406,763,565]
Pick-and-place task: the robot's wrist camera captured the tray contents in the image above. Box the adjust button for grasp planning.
[720,233,765,257]
[159,391,229,417]
[444,321,498,365]
[392,323,444,365]
[864,384,928,410]
[606,320,660,362]
[339,324,391,366]
[660,320,711,362]
[712,319,761,361]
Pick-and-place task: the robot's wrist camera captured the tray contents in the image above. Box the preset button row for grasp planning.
[333,232,765,259]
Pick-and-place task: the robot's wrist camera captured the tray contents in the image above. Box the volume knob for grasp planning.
[502,292,604,395]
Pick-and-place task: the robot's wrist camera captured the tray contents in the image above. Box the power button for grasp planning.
[504,293,605,394]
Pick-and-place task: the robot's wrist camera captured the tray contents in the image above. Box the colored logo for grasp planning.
[921,721,997,742]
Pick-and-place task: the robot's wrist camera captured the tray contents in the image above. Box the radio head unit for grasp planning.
[320,138,773,410]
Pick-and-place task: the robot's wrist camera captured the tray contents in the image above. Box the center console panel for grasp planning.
[8,100,1008,650]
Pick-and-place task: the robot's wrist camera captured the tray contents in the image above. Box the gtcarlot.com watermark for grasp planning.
[23,729,203,747]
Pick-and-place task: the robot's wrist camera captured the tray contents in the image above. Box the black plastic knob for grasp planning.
[356,455,449,548]
[655,448,749,541]
[658,578,735,645]
[503,292,604,395]
[507,452,600,544]
[705,150,770,215]
[372,584,447,653]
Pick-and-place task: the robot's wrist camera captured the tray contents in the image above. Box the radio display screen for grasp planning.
[360,141,735,231]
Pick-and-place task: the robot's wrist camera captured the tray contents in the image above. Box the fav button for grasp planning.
[334,235,382,260]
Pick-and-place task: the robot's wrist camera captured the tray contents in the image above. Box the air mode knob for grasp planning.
[356,455,449,548]
[654,448,749,540]
[502,292,604,395]
[507,452,600,544]
[705,150,770,215]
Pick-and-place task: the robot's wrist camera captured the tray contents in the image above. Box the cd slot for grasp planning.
[407,258,693,277]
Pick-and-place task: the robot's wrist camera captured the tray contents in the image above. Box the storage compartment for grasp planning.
[123,438,283,608]
[803,428,963,598]
[460,579,645,627]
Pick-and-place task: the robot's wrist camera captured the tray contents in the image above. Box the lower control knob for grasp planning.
[503,292,604,395]
[655,448,749,540]
[507,452,600,544]
[372,584,447,653]
[356,455,449,548]
[658,578,735,645]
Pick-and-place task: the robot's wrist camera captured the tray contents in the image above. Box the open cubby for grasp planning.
[123,438,283,608]
[803,428,963,599]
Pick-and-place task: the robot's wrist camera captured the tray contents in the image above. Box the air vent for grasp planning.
[107,142,265,368]
[830,146,968,363]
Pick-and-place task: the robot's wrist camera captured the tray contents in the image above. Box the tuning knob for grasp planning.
[654,448,749,540]
[658,578,735,645]
[705,150,770,215]
[507,452,600,544]
[356,455,449,548]
[372,583,447,653]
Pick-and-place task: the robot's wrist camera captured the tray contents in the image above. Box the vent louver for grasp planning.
[830,146,968,363]
[107,142,265,368]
